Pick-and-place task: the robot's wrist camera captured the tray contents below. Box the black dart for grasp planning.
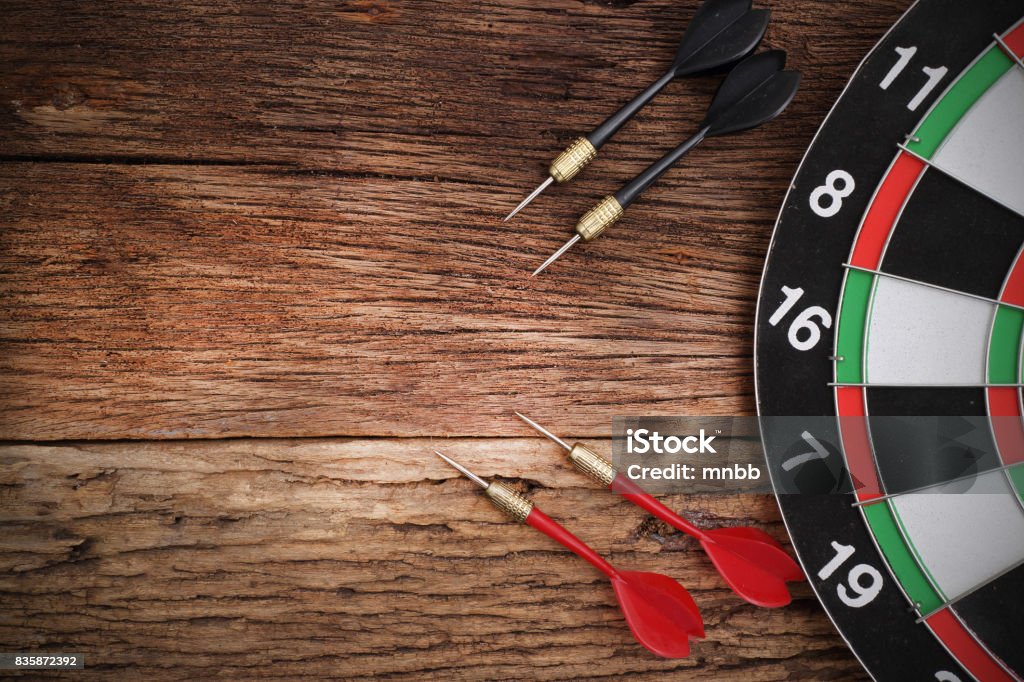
[533,49,801,276]
[504,0,770,221]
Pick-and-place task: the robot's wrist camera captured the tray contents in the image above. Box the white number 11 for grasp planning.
[879,45,948,111]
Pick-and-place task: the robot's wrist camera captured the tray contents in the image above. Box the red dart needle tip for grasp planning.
[513,411,572,451]
[433,451,488,489]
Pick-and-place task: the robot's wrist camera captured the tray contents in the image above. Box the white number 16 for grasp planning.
[769,286,833,352]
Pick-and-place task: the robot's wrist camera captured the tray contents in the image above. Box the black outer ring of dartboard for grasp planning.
[754,0,1023,680]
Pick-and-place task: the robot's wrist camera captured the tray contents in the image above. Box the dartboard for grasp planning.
[755,1,1024,680]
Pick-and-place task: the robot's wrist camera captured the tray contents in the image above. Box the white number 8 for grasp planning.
[810,170,856,218]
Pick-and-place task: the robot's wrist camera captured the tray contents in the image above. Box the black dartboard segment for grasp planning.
[756,1,1024,680]
[879,171,1024,299]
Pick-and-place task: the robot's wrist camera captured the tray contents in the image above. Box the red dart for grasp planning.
[434,450,704,658]
[514,413,805,608]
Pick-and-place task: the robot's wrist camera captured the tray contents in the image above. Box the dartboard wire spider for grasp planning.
[894,142,1024,220]
[841,263,1024,313]
[912,556,1024,624]
[830,382,1024,387]
[850,461,1024,508]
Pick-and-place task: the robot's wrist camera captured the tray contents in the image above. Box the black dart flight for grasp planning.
[504,0,770,221]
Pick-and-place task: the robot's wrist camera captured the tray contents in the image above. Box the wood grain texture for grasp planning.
[0,439,865,680]
[0,0,908,440]
[0,0,909,678]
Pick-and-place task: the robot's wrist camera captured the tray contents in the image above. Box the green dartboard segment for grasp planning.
[835,270,873,384]
[862,503,944,613]
[989,306,1024,384]
[1010,466,1024,501]
[989,305,1024,501]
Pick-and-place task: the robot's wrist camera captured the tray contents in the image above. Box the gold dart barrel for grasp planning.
[506,137,598,222]
[575,195,624,241]
[568,444,616,487]
[484,481,534,523]
[549,136,598,183]
[511,413,617,487]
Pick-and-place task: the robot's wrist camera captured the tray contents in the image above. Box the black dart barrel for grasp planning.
[533,50,800,276]
[504,0,771,222]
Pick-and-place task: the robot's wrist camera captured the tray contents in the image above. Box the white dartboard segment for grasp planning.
[865,277,995,385]
[932,67,1024,218]
[889,470,1024,602]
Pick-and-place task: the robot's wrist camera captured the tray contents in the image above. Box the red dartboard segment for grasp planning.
[849,153,926,269]
[836,389,881,501]
[1000,254,1024,308]
[927,611,1018,682]
[1005,22,1024,55]
[987,388,1024,458]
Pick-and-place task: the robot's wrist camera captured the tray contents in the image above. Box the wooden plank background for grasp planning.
[0,0,906,678]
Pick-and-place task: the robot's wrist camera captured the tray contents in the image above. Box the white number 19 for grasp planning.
[818,540,884,608]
